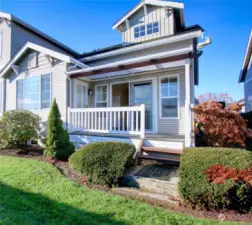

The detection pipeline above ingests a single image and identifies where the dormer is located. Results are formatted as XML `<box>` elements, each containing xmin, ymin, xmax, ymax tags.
<box><xmin>113</xmin><ymin>0</ymin><xmax>185</xmax><ymax>43</ymax></box>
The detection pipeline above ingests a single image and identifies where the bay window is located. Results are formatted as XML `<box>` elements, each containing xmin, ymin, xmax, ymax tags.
<box><xmin>95</xmin><ymin>84</ymin><xmax>108</xmax><ymax>107</ymax></box>
<box><xmin>160</xmin><ymin>76</ymin><xmax>179</xmax><ymax>118</ymax></box>
<box><xmin>16</xmin><ymin>73</ymin><xmax>51</xmax><ymax>110</ymax></box>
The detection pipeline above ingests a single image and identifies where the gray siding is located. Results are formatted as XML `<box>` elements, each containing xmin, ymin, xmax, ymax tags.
<box><xmin>11</xmin><ymin>22</ymin><xmax>73</xmax><ymax>58</ymax></box>
<box><xmin>5</xmin><ymin>51</ymin><xmax>68</xmax><ymax>122</ymax></box>
<box><xmin>86</xmin><ymin>40</ymin><xmax>193</xmax><ymax>67</ymax></box>
<box><xmin>79</xmin><ymin>67</ymin><xmax>186</xmax><ymax>135</ymax></box>
<box><xmin>244</xmin><ymin>56</ymin><xmax>252</xmax><ymax>112</ymax></box>
<box><xmin>0</xmin><ymin>20</ymin><xmax>11</xmax><ymax>69</ymax></box>
<box><xmin>120</xmin><ymin>5</ymin><xmax>174</xmax><ymax>43</ymax></box>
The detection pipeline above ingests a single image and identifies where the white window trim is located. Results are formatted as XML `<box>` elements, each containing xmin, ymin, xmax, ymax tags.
<box><xmin>28</xmin><ymin>52</ymin><xmax>38</xmax><ymax>69</ymax></box>
<box><xmin>74</xmin><ymin>79</ymin><xmax>88</xmax><ymax>108</ymax></box>
<box><xmin>159</xmin><ymin>74</ymin><xmax>180</xmax><ymax>120</ymax></box>
<box><xmin>16</xmin><ymin>73</ymin><xmax>52</xmax><ymax>111</ymax></box>
<box><xmin>134</xmin><ymin>20</ymin><xmax>160</xmax><ymax>40</ymax></box>
<box><xmin>95</xmin><ymin>84</ymin><xmax>108</xmax><ymax>108</ymax></box>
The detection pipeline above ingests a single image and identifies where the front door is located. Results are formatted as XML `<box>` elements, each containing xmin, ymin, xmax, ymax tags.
<box><xmin>132</xmin><ymin>82</ymin><xmax>153</xmax><ymax>131</ymax></box>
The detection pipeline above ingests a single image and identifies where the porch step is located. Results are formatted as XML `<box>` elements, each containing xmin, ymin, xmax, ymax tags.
<box><xmin>138</xmin><ymin>155</ymin><xmax>180</xmax><ymax>165</ymax></box>
<box><xmin>141</xmin><ymin>146</ymin><xmax>183</xmax><ymax>155</ymax></box>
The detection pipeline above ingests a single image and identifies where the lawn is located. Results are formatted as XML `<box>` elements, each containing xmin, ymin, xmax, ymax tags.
<box><xmin>0</xmin><ymin>156</ymin><xmax>246</xmax><ymax>225</ymax></box>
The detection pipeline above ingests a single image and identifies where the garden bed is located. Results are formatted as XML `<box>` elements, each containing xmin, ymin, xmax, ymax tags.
<box><xmin>0</xmin><ymin>148</ymin><xmax>252</xmax><ymax>224</ymax></box>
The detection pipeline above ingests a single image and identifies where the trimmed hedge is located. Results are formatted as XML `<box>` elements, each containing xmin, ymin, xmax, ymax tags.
<box><xmin>179</xmin><ymin>147</ymin><xmax>252</xmax><ymax>212</ymax></box>
<box><xmin>69</xmin><ymin>142</ymin><xmax>136</xmax><ymax>186</ymax></box>
<box><xmin>241</xmin><ymin>111</ymin><xmax>252</xmax><ymax>151</ymax></box>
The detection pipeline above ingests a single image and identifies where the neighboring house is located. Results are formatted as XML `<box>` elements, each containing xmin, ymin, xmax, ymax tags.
<box><xmin>0</xmin><ymin>0</ymin><xmax>210</xmax><ymax>160</ymax></box>
<box><xmin>239</xmin><ymin>29</ymin><xmax>252</xmax><ymax>112</ymax></box>
<box><xmin>237</xmin><ymin>99</ymin><xmax>245</xmax><ymax>113</ymax></box>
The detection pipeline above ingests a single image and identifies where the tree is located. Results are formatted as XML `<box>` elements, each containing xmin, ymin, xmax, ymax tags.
<box><xmin>198</xmin><ymin>93</ymin><xmax>234</xmax><ymax>105</ymax></box>
<box><xmin>0</xmin><ymin>110</ymin><xmax>41</xmax><ymax>152</ymax></box>
<box><xmin>194</xmin><ymin>101</ymin><xmax>252</xmax><ymax>148</ymax></box>
<box><xmin>44</xmin><ymin>99</ymin><xmax>75</xmax><ymax>160</ymax></box>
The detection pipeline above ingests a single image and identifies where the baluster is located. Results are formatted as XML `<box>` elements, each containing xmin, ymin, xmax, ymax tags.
<box><xmin>126</xmin><ymin>111</ymin><xmax>129</xmax><ymax>131</ymax></box>
<box><xmin>114</xmin><ymin>111</ymin><xmax>116</xmax><ymax>130</ymax></box>
<box><xmin>118</xmin><ymin>111</ymin><xmax>121</xmax><ymax>131</ymax></box>
<box><xmin>110</xmin><ymin>111</ymin><xmax>112</xmax><ymax>130</ymax></box>
<box><xmin>122</xmin><ymin>111</ymin><xmax>125</xmax><ymax>131</ymax></box>
<box><xmin>102</xmin><ymin>111</ymin><xmax>105</xmax><ymax>130</ymax></box>
<box><xmin>136</xmin><ymin>111</ymin><xmax>139</xmax><ymax>132</ymax></box>
<box><xmin>131</xmin><ymin>111</ymin><xmax>134</xmax><ymax>131</ymax></box>
<box><xmin>106</xmin><ymin>112</ymin><xmax>108</xmax><ymax>131</ymax></box>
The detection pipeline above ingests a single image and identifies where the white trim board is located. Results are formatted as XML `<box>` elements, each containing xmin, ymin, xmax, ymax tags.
<box><xmin>69</xmin><ymin>46</ymin><xmax>193</xmax><ymax>76</ymax></box>
<box><xmin>112</xmin><ymin>0</ymin><xmax>184</xmax><ymax>30</ymax></box>
<box><xmin>79</xmin><ymin>30</ymin><xmax>201</xmax><ymax>62</ymax></box>
<box><xmin>0</xmin><ymin>42</ymin><xmax>88</xmax><ymax>78</ymax></box>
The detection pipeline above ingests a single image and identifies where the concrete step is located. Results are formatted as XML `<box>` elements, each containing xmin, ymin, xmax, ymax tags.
<box><xmin>143</xmin><ymin>139</ymin><xmax>184</xmax><ymax>149</ymax></box>
<box><xmin>120</xmin><ymin>174</ymin><xmax>179</xmax><ymax>197</ymax></box>
<box><xmin>139</xmin><ymin>155</ymin><xmax>180</xmax><ymax>165</ymax></box>
<box><xmin>141</xmin><ymin>146</ymin><xmax>183</xmax><ymax>155</ymax></box>
<box><xmin>112</xmin><ymin>187</ymin><xmax>180</xmax><ymax>206</ymax></box>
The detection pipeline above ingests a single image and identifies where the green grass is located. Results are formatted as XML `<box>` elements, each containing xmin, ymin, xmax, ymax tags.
<box><xmin>0</xmin><ymin>156</ymin><xmax>246</xmax><ymax>225</ymax></box>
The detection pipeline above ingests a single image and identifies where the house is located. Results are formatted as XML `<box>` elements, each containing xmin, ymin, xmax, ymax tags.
<box><xmin>239</xmin><ymin>29</ymin><xmax>252</xmax><ymax>112</ymax></box>
<box><xmin>0</xmin><ymin>0</ymin><xmax>210</xmax><ymax>162</ymax></box>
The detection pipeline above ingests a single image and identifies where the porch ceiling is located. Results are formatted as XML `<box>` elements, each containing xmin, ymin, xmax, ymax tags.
<box><xmin>70</xmin><ymin>52</ymin><xmax>193</xmax><ymax>81</ymax></box>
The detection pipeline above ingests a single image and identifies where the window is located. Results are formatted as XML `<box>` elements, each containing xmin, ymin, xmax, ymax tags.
<box><xmin>28</xmin><ymin>52</ymin><xmax>38</xmax><ymax>69</ymax></box>
<box><xmin>134</xmin><ymin>25</ymin><xmax>145</xmax><ymax>38</ymax></box>
<box><xmin>67</xmin><ymin>79</ymin><xmax>71</xmax><ymax>107</ymax></box>
<box><xmin>41</xmin><ymin>74</ymin><xmax>51</xmax><ymax>109</ymax></box>
<box><xmin>134</xmin><ymin>21</ymin><xmax>159</xmax><ymax>39</ymax></box>
<box><xmin>75</xmin><ymin>84</ymin><xmax>87</xmax><ymax>108</ymax></box>
<box><xmin>147</xmin><ymin>22</ymin><xmax>159</xmax><ymax>35</ymax></box>
<box><xmin>160</xmin><ymin>76</ymin><xmax>179</xmax><ymax>118</ymax></box>
<box><xmin>95</xmin><ymin>85</ymin><xmax>107</xmax><ymax>107</ymax></box>
<box><xmin>17</xmin><ymin>74</ymin><xmax>51</xmax><ymax>110</ymax></box>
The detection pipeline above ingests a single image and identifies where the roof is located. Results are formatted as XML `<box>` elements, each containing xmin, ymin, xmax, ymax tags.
<box><xmin>112</xmin><ymin>0</ymin><xmax>184</xmax><ymax>30</ymax></box>
<box><xmin>239</xmin><ymin>29</ymin><xmax>252</xmax><ymax>83</ymax></box>
<box><xmin>0</xmin><ymin>42</ymin><xmax>88</xmax><ymax>78</ymax></box>
<box><xmin>0</xmin><ymin>12</ymin><xmax>79</xmax><ymax>56</ymax></box>
<box><xmin>79</xmin><ymin>24</ymin><xmax>204</xmax><ymax>60</ymax></box>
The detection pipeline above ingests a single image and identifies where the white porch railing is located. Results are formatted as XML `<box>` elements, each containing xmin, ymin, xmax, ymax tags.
<box><xmin>68</xmin><ymin>104</ymin><xmax>145</xmax><ymax>138</ymax></box>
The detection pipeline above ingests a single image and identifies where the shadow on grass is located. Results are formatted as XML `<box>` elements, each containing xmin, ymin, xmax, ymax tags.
<box><xmin>0</xmin><ymin>182</ymin><xmax>128</xmax><ymax>225</ymax></box>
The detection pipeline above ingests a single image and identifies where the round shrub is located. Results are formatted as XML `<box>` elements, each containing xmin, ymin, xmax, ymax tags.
<box><xmin>179</xmin><ymin>147</ymin><xmax>252</xmax><ymax>212</ymax></box>
<box><xmin>69</xmin><ymin>142</ymin><xmax>136</xmax><ymax>186</ymax></box>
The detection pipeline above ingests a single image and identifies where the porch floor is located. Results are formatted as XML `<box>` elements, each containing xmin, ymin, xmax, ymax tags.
<box><xmin>69</xmin><ymin>131</ymin><xmax>185</xmax><ymax>142</ymax></box>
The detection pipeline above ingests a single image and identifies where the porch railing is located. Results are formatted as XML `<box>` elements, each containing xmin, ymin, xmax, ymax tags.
<box><xmin>68</xmin><ymin>104</ymin><xmax>145</xmax><ymax>138</ymax></box>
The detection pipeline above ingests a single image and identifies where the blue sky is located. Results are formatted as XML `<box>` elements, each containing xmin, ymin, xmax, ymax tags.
<box><xmin>0</xmin><ymin>0</ymin><xmax>251</xmax><ymax>101</ymax></box>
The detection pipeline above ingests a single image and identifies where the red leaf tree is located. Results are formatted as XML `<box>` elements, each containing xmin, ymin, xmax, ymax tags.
<box><xmin>194</xmin><ymin>101</ymin><xmax>252</xmax><ymax>148</ymax></box>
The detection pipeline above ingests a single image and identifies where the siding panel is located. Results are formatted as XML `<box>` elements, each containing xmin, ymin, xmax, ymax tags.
<box><xmin>5</xmin><ymin>51</ymin><xmax>67</xmax><ymax>123</ymax></box>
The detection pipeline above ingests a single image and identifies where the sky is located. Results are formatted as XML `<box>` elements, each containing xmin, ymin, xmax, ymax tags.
<box><xmin>0</xmin><ymin>0</ymin><xmax>251</xmax><ymax>101</ymax></box>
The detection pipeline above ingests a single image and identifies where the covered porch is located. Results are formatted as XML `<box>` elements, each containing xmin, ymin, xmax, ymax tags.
<box><xmin>66</xmin><ymin>50</ymin><xmax>194</xmax><ymax>147</ymax></box>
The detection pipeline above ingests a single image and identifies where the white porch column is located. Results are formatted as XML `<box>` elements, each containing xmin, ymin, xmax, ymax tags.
<box><xmin>184</xmin><ymin>59</ymin><xmax>192</xmax><ymax>147</ymax></box>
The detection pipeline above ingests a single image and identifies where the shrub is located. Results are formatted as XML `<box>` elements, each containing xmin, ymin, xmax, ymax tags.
<box><xmin>241</xmin><ymin>111</ymin><xmax>252</xmax><ymax>151</ymax></box>
<box><xmin>44</xmin><ymin>99</ymin><xmax>75</xmax><ymax>161</ymax></box>
<box><xmin>179</xmin><ymin>147</ymin><xmax>252</xmax><ymax>212</ymax></box>
<box><xmin>0</xmin><ymin>110</ymin><xmax>41</xmax><ymax>151</ymax></box>
<box><xmin>69</xmin><ymin>142</ymin><xmax>136</xmax><ymax>186</ymax></box>
<box><xmin>194</xmin><ymin>101</ymin><xmax>252</xmax><ymax>148</ymax></box>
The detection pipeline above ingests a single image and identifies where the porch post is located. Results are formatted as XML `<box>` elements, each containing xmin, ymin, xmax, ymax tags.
<box><xmin>140</xmin><ymin>104</ymin><xmax>145</xmax><ymax>139</ymax></box>
<box><xmin>184</xmin><ymin>59</ymin><xmax>192</xmax><ymax>147</ymax></box>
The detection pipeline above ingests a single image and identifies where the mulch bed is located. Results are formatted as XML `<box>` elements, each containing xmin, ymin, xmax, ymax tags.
<box><xmin>0</xmin><ymin>147</ymin><xmax>252</xmax><ymax>223</ymax></box>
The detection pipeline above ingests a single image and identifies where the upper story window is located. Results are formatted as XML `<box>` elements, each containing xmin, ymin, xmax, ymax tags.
<box><xmin>17</xmin><ymin>73</ymin><xmax>51</xmax><ymax>110</ymax></box>
<box><xmin>96</xmin><ymin>84</ymin><xmax>108</xmax><ymax>107</ymax></box>
<box><xmin>28</xmin><ymin>52</ymin><xmax>38</xmax><ymax>69</ymax></box>
<box><xmin>160</xmin><ymin>76</ymin><xmax>179</xmax><ymax>118</ymax></box>
<box><xmin>134</xmin><ymin>25</ymin><xmax>146</xmax><ymax>38</ymax></box>
<box><xmin>134</xmin><ymin>22</ymin><xmax>159</xmax><ymax>39</ymax></box>
<box><xmin>147</xmin><ymin>22</ymin><xmax>159</xmax><ymax>35</ymax></box>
